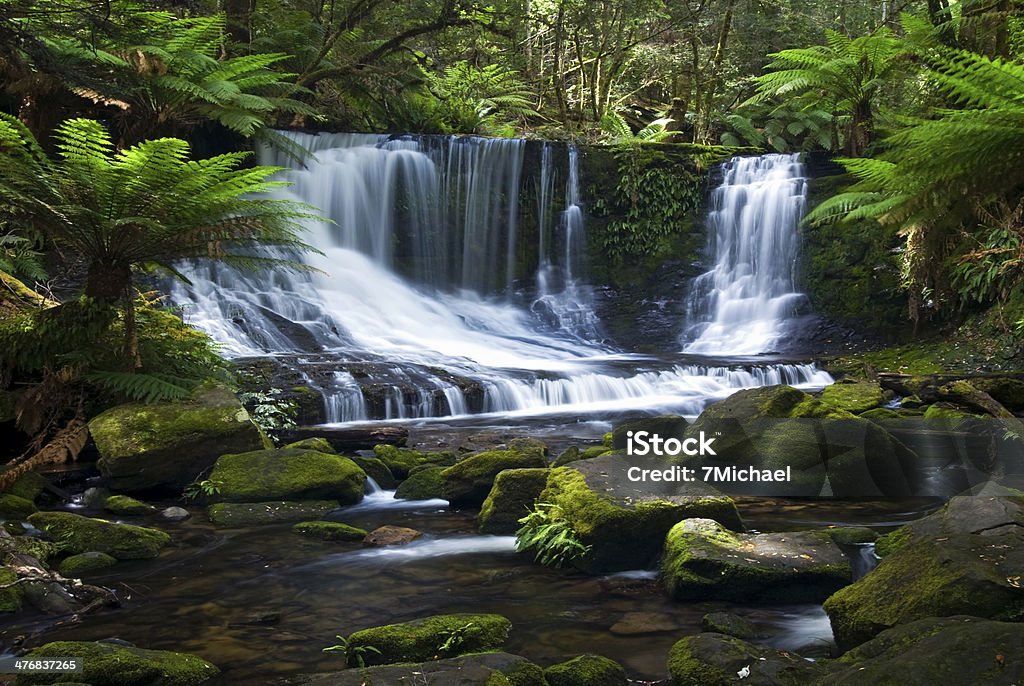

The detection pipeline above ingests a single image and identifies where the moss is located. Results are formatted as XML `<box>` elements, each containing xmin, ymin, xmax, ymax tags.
<box><xmin>874</xmin><ymin>526</ymin><xmax>911</xmax><ymax>557</ymax></box>
<box><xmin>827</xmin><ymin>527</ymin><xmax>879</xmax><ymax>546</ymax></box>
<box><xmin>394</xmin><ymin>466</ymin><xmax>445</xmax><ymax>500</ymax></box>
<box><xmin>478</xmin><ymin>468</ymin><xmax>549</xmax><ymax>535</ymax></box>
<box><xmin>0</xmin><ymin>493</ymin><xmax>38</xmax><ymax>520</ymax></box>
<box><xmin>923</xmin><ymin>403</ymin><xmax>975</xmax><ymax>421</ymax></box>
<box><xmin>0</xmin><ymin>567</ymin><xmax>23</xmax><ymax>613</ymax></box>
<box><xmin>19</xmin><ymin>641</ymin><xmax>219</xmax><ymax>686</ymax></box>
<box><xmin>579</xmin><ymin>446</ymin><xmax>611</xmax><ymax>460</ymax></box>
<box><xmin>442</xmin><ymin>450</ymin><xmax>547</xmax><ymax>507</ymax></box>
<box><xmin>207</xmin><ymin>500</ymin><xmax>337</xmax><ymax>527</ymax></box>
<box><xmin>58</xmin><ymin>551</ymin><xmax>118</xmax><ymax>577</ymax></box>
<box><xmin>209</xmin><ymin>448</ymin><xmax>365</xmax><ymax>505</ymax></box>
<box><xmin>820</xmin><ymin>381</ymin><xmax>885</xmax><ymax>414</ymax></box>
<box><xmin>5</xmin><ymin>472</ymin><xmax>47</xmax><ymax>501</ymax></box>
<box><xmin>291</xmin><ymin>520</ymin><xmax>366</xmax><ymax>541</ymax></box>
<box><xmin>701</xmin><ymin>612</ymin><xmax>760</xmax><ymax>639</ymax></box>
<box><xmin>283</xmin><ymin>437</ymin><xmax>336</xmax><ymax>454</ymax></box>
<box><xmin>551</xmin><ymin>446</ymin><xmax>581</xmax><ymax>467</ymax></box>
<box><xmin>544</xmin><ymin>654</ymin><xmax>627</xmax><ymax>686</ymax></box>
<box><xmin>104</xmin><ymin>495</ymin><xmax>157</xmax><ymax>516</ymax></box>
<box><xmin>373</xmin><ymin>445</ymin><xmax>456</xmax><ymax>479</ymax></box>
<box><xmin>345</xmin><ymin>613</ymin><xmax>512</xmax><ymax>667</ymax></box>
<box><xmin>501</xmin><ymin>658</ymin><xmax>547</xmax><ymax>686</ymax></box>
<box><xmin>9</xmin><ymin>535</ymin><xmax>61</xmax><ymax>564</ymax></box>
<box><xmin>858</xmin><ymin>407</ymin><xmax>899</xmax><ymax>420</ymax></box>
<box><xmin>351</xmin><ymin>456</ymin><xmax>397</xmax><ymax>489</ymax></box>
<box><xmin>28</xmin><ymin>511</ymin><xmax>169</xmax><ymax>560</ymax></box>
<box><xmin>667</xmin><ymin>637</ymin><xmax>733</xmax><ymax>686</ymax></box>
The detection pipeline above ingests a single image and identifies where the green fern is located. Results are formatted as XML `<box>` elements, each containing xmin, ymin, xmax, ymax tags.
<box><xmin>515</xmin><ymin>503</ymin><xmax>591</xmax><ymax>568</ymax></box>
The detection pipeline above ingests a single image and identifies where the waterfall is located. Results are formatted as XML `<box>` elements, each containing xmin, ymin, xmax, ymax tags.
<box><xmin>683</xmin><ymin>154</ymin><xmax>808</xmax><ymax>355</ymax></box>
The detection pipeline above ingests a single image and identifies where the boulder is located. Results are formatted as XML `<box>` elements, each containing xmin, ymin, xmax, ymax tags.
<box><xmin>92</xmin><ymin>383</ymin><xmax>266</xmax><ymax>492</ymax></box>
<box><xmin>104</xmin><ymin>495</ymin><xmax>157</xmax><ymax>516</ymax></box>
<box><xmin>4</xmin><ymin>472</ymin><xmax>47</xmax><ymax>501</ymax></box>
<box><xmin>351</xmin><ymin>456</ymin><xmax>397</xmax><ymax>489</ymax></box>
<box><xmin>58</xmin><ymin>551</ymin><xmax>118</xmax><ymax>577</ymax></box>
<box><xmin>209</xmin><ymin>448</ymin><xmax>365</xmax><ymax>505</ymax></box>
<box><xmin>663</xmin><ymin>518</ymin><xmax>851</xmax><ymax>603</ymax></box>
<box><xmin>208</xmin><ymin>500</ymin><xmax>337</xmax><ymax>527</ymax></box>
<box><xmin>823</xmin><ymin>496</ymin><xmax>1024</xmax><ymax>650</ymax></box>
<box><xmin>28</xmin><ymin>512</ymin><xmax>169</xmax><ymax>559</ymax></box>
<box><xmin>363</xmin><ymin>525</ymin><xmax>422</xmax><ymax>546</ymax></box>
<box><xmin>0</xmin><ymin>567</ymin><xmax>22</xmax><ymax>612</ymax></box>
<box><xmin>161</xmin><ymin>507</ymin><xmax>191</xmax><ymax>522</ymax></box>
<box><xmin>292</xmin><ymin>521</ymin><xmax>366</xmax><ymax>542</ymax></box>
<box><xmin>524</xmin><ymin>455</ymin><xmax>742</xmax><ymax>573</ymax></box>
<box><xmin>286</xmin><ymin>652</ymin><xmax>543</xmax><ymax>685</ymax></box>
<box><xmin>283</xmin><ymin>437</ymin><xmax>336</xmax><ymax>453</ymax></box>
<box><xmin>373</xmin><ymin>445</ymin><xmax>456</xmax><ymax>479</ymax></box>
<box><xmin>971</xmin><ymin>376</ymin><xmax>1024</xmax><ymax>411</ymax></box>
<box><xmin>394</xmin><ymin>466</ymin><xmax>445</xmax><ymax>500</ymax></box>
<box><xmin>478</xmin><ymin>468</ymin><xmax>549</xmax><ymax>534</ymax></box>
<box><xmin>0</xmin><ymin>493</ymin><xmax>37</xmax><ymax>520</ymax></box>
<box><xmin>441</xmin><ymin>450</ymin><xmax>548</xmax><ymax>508</ymax></box>
<box><xmin>18</xmin><ymin>641</ymin><xmax>218</xmax><ymax>686</ymax></box>
<box><xmin>668</xmin><ymin>632</ymin><xmax>831</xmax><ymax>686</ymax></box>
<box><xmin>701</xmin><ymin>612</ymin><xmax>762</xmax><ymax>639</ymax></box>
<box><xmin>344</xmin><ymin>613</ymin><xmax>511</xmax><ymax>666</ymax></box>
<box><xmin>820</xmin><ymin>380</ymin><xmax>885</xmax><ymax>414</ymax></box>
<box><xmin>544</xmin><ymin>654</ymin><xmax>627</xmax><ymax>686</ymax></box>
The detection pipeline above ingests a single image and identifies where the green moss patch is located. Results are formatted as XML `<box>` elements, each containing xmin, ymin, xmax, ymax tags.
<box><xmin>344</xmin><ymin>613</ymin><xmax>512</xmax><ymax>667</ymax></box>
<box><xmin>442</xmin><ymin>450</ymin><xmax>547</xmax><ymax>507</ymax></box>
<box><xmin>544</xmin><ymin>654</ymin><xmax>627</xmax><ymax>686</ymax></box>
<box><xmin>821</xmin><ymin>381</ymin><xmax>885</xmax><ymax>414</ymax></box>
<box><xmin>394</xmin><ymin>466</ymin><xmax>445</xmax><ymax>500</ymax></box>
<box><xmin>58</xmin><ymin>551</ymin><xmax>118</xmax><ymax>577</ymax></box>
<box><xmin>104</xmin><ymin>495</ymin><xmax>157</xmax><ymax>516</ymax></box>
<box><xmin>291</xmin><ymin>520</ymin><xmax>366</xmax><ymax>541</ymax></box>
<box><xmin>478</xmin><ymin>468</ymin><xmax>549</xmax><ymax>535</ymax></box>
<box><xmin>209</xmin><ymin>448</ymin><xmax>365</xmax><ymax>505</ymax></box>
<box><xmin>28</xmin><ymin>511</ymin><xmax>169</xmax><ymax>560</ymax></box>
<box><xmin>19</xmin><ymin>640</ymin><xmax>219</xmax><ymax>686</ymax></box>
<box><xmin>0</xmin><ymin>493</ymin><xmax>38</xmax><ymax>520</ymax></box>
<box><xmin>373</xmin><ymin>445</ymin><xmax>456</xmax><ymax>479</ymax></box>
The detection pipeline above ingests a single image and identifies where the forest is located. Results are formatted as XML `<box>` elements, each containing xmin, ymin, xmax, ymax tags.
<box><xmin>0</xmin><ymin>0</ymin><xmax>1023</xmax><ymax>685</ymax></box>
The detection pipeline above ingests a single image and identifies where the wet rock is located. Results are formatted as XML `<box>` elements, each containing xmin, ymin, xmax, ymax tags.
<box><xmin>441</xmin><ymin>449</ymin><xmax>548</xmax><ymax>508</ymax></box>
<box><xmin>609</xmin><ymin>611</ymin><xmax>678</xmax><ymax>635</ymax></box>
<box><xmin>701</xmin><ymin>612</ymin><xmax>762</xmax><ymax>639</ymax></box>
<box><xmin>826</xmin><ymin>526</ymin><xmax>879</xmax><ymax>546</ymax></box>
<box><xmin>971</xmin><ymin>376</ymin><xmax>1024</xmax><ymax>412</ymax></box>
<box><xmin>343</xmin><ymin>613</ymin><xmax>511</xmax><ymax>666</ymax></box>
<box><xmin>820</xmin><ymin>380</ymin><xmax>885</xmax><ymax>414</ymax></box>
<box><xmin>282</xmin><ymin>437</ymin><xmax>336</xmax><ymax>453</ymax></box>
<box><xmin>92</xmin><ymin>382</ymin><xmax>266</xmax><ymax>492</ymax></box>
<box><xmin>18</xmin><ymin>640</ymin><xmax>219</xmax><ymax>685</ymax></box>
<box><xmin>545</xmin><ymin>654</ymin><xmax>627</xmax><ymax>686</ymax></box>
<box><xmin>363</xmin><ymin>526</ymin><xmax>422</xmax><ymax>547</ymax></box>
<box><xmin>104</xmin><ymin>495</ymin><xmax>157</xmax><ymax>516</ymax></box>
<box><xmin>58</xmin><ymin>551</ymin><xmax>118</xmax><ymax>577</ymax></box>
<box><xmin>0</xmin><ymin>493</ymin><xmax>37</xmax><ymax>520</ymax></box>
<box><xmin>285</xmin><ymin>652</ymin><xmax>543</xmax><ymax>685</ymax></box>
<box><xmin>209</xmin><ymin>448</ymin><xmax>365</xmax><ymax>505</ymax></box>
<box><xmin>350</xmin><ymin>456</ymin><xmax>397</xmax><ymax>489</ymax></box>
<box><xmin>668</xmin><ymin>632</ymin><xmax>832</xmax><ymax>686</ymax></box>
<box><xmin>292</xmin><ymin>521</ymin><xmax>366</xmax><ymax>542</ymax></box>
<box><xmin>28</xmin><ymin>511</ymin><xmax>169</xmax><ymax>559</ymax></box>
<box><xmin>373</xmin><ymin>444</ymin><xmax>456</xmax><ymax>479</ymax></box>
<box><xmin>663</xmin><ymin>519</ymin><xmax>850</xmax><ymax>603</ymax></box>
<box><xmin>478</xmin><ymin>468</ymin><xmax>549</xmax><ymax>534</ymax></box>
<box><xmin>393</xmin><ymin>466</ymin><xmax>445</xmax><ymax>500</ymax></box>
<box><xmin>0</xmin><ymin>567</ymin><xmax>22</xmax><ymax>612</ymax></box>
<box><xmin>160</xmin><ymin>506</ymin><xmax>191</xmax><ymax>522</ymax></box>
<box><xmin>552</xmin><ymin>446</ymin><xmax>580</xmax><ymax>467</ymax></box>
<box><xmin>4</xmin><ymin>472</ymin><xmax>47</xmax><ymax>501</ymax></box>
<box><xmin>208</xmin><ymin>500</ymin><xmax>337</xmax><ymax>527</ymax></box>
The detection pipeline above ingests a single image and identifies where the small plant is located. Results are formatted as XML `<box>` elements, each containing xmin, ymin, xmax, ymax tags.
<box><xmin>239</xmin><ymin>388</ymin><xmax>299</xmax><ymax>437</ymax></box>
<box><xmin>322</xmin><ymin>635</ymin><xmax>381</xmax><ymax>668</ymax></box>
<box><xmin>183</xmin><ymin>479</ymin><xmax>223</xmax><ymax>501</ymax></box>
<box><xmin>434</xmin><ymin>621</ymin><xmax>475</xmax><ymax>659</ymax></box>
<box><xmin>515</xmin><ymin>503</ymin><xmax>591</xmax><ymax>568</ymax></box>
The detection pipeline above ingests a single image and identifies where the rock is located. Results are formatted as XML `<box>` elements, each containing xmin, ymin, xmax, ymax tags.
<box><xmin>292</xmin><ymin>521</ymin><xmax>366</xmax><ymax>541</ymax></box>
<box><xmin>363</xmin><ymin>525</ymin><xmax>422</xmax><ymax>546</ymax></box>
<box><xmin>611</xmin><ymin>415</ymin><xmax>689</xmax><ymax>451</ymax></box>
<box><xmin>858</xmin><ymin>407</ymin><xmax>899</xmax><ymax>420</ymax></box>
<box><xmin>281</xmin><ymin>425</ymin><xmax>409</xmax><ymax>453</ymax></box>
<box><xmin>609</xmin><ymin>611</ymin><xmax>678</xmax><ymax>635</ymax></box>
<box><xmin>207</xmin><ymin>500</ymin><xmax>337</xmax><ymax>527</ymax></box>
<box><xmin>526</xmin><ymin>455</ymin><xmax>742</xmax><ymax>573</ymax></box>
<box><xmin>938</xmin><ymin>380</ymin><xmax>1015</xmax><ymax>418</ymax></box>
<box><xmin>28</xmin><ymin>512</ymin><xmax>169</xmax><ymax>559</ymax></box>
<box><xmin>441</xmin><ymin>449</ymin><xmax>548</xmax><ymax>507</ymax></box>
<box><xmin>506</xmin><ymin>437</ymin><xmax>548</xmax><ymax>457</ymax></box>
<box><xmin>350</xmin><ymin>456</ymin><xmax>397</xmax><ymax>489</ymax></box>
<box><xmin>18</xmin><ymin>640</ymin><xmax>219</xmax><ymax>686</ymax></box>
<box><xmin>344</xmin><ymin>613</ymin><xmax>511</xmax><ymax>666</ymax></box>
<box><xmin>4</xmin><ymin>472</ymin><xmax>47</xmax><ymax>501</ymax></box>
<box><xmin>826</xmin><ymin>526</ymin><xmax>878</xmax><ymax>546</ymax></box>
<box><xmin>0</xmin><ymin>567</ymin><xmax>22</xmax><ymax>613</ymax></box>
<box><xmin>287</xmin><ymin>652</ymin><xmax>543</xmax><ymax>685</ymax></box>
<box><xmin>393</xmin><ymin>466</ymin><xmax>445</xmax><ymax>500</ymax></box>
<box><xmin>209</xmin><ymin>448</ymin><xmax>365</xmax><ymax>505</ymax></box>
<box><xmin>283</xmin><ymin>437</ymin><xmax>336</xmax><ymax>453</ymax></box>
<box><xmin>668</xmin><ymin>632</ymin><xmax>831</xmax><ymax>686</ymax></box>
<box><xmin>544</xmin><ymin>654</ymin><xmax>627</xmax><ymax>686</ymax></box>
<box><xmin>58</xmin><ymin>551</ymin><xmax>118</xmax><ymax>577</ymax></box>
<box><xmin>160</xmin><ymin>507</ymin><xmax>191</xmax><ymax>522</ymax></box>
<box><xmin>372</xmin><ymin>444</ymin><xmax>456</xmax><ymax>479</ymax></box>
<box><xmin>0</xmin><ymin>493</ymin><xmax>37</xmax><ymax>520</ymax></box>
<box><xmin>663</xmin><ymin>519</ymin><xmax>850</xmax><ymax>603</ymax></box>
<box><xmin>82</xmin><ymin>487</ymin><xmax>113</xmax><ymax>508</ymax></box>
<box><xmin>92</xmin><ymin>383</ymin><xmax>266</xmax><ymax>492</ymax></box>
<box><xmin>104</xmin><ymin>495</ymin><xmax>157</xmax><ymax>516</ymax></box>
<box><xmin>478</xmin><ymin>468</ymin><xmax>549</xmax><ymax>534</ymax></box>
<box><xmin>821</xmin><ymin>380</ymin><xmax>885</xmax><ymax>414</ymax></box>
<box><xmin>823</xmin><ymin>496</ymin><xmax>1024</xmax><ymax>650</ymax></box>
<box><xmin>971</xmin><ymin>376</ymin><xmax>1024</xmax><ymax>411</ymax></box>
<box><xmin>701</xmin><ymin>612</ymin><xmax>761</xmax><ymax>639</ymax></box>
<box><xmin>551</xmin><ymin>446</ymin><xmax>581</xmax><ymax>467</ymax></box>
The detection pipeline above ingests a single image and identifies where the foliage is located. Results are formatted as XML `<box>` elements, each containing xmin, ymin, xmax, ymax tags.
<box><xmin>515</xmin><ymin>502</ymin><xmax>590</xmax><ymax>568</ymax></box>
<box><xmin>183</xmin><ymin>478</ymin><xmax>223</xmax><ymax>502</ymax></box>
<box><xmin>238</xmin><ymin>388</ymin><xmax>298</xmax><ymax>436</ymax></box>
<box><xmin>600</xmin><ymin>111</ymin><xmax>675</xmax><ymax>145</ymax></box>
<box><xmin>322</xmin><ymin>635</ymin><xmax>380</xmax><ymax>668</ymax></box>
<box><xmin>719</xmin><ymin>102</ymin><xmax>835</xmax><ymax>152</ymax></box>
<box><xmin>425</xmin><ymin>61</ymin><xmax>538</xmax><ymax>135</ymax></box>
<box><xmin>435</xmin><ymin>622</ymin><xmax>475</xmax><ymax>658</ymax></box>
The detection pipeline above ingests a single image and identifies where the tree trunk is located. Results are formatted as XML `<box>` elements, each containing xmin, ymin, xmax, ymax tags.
<box><xmin>224</xmin><ymin>0</ymin><xmax>255</xmax><ymax>48</ymax></box>
<box><xmin>84</xmin><ymin>262</ymin><xmax>132</xmax><ymax>301</ymax></box>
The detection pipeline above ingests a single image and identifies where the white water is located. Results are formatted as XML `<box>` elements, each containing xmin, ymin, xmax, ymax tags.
<box><xmin>337</xmin><ymin>536</ymin><xmax>518</xmax><ymax>563</ymax></box>
<box><xmin>173</xmin><ymin>136</ymin><xmax>830</xmax><ymax>423</ymax></box>
<box><xmin>684</xmin><ymin>154</ymin><xmax>808</xmax><ymax>355</ymax></box>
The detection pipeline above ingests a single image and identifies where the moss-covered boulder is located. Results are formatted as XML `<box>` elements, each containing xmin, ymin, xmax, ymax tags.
<box><xmin>663</xmin><ymin>519</ymin><xmax>851</xmax><ymax>603</ymax></box>
<box><xmin>291</xmin><ymin>520</ymin><xmax>366</xmax><ymax>541</ymax></box>
<box><xmin>208</xmin><ymin>500</ymin><xmax>337</xmax><ymax>527</ymax></box>
<box><xmin>545</xmin><ymin>654</ymin><xmax>627</xmax><ymax>686</ymax></box>
<box><xmin>104</xmin><ymin>495</ymin><xmax>157</xmax><ymax>516</ymax></box>
<box><xmin>442</xmin><ymin>450</ymin><xmax>548</xmax><ymax>507</ymax></box>
<box><xmin>92</xmin><ymin>383</ymin><xmax>266</xmax><ymax>492</ymax></box>
<box><xmin>351</xmin><ymin>456</ymin><xmax>397</xmax><ymax>489</ymax></box>
<box><xmin>344</xmin><ymin>613</ymin><xmax>512</xmax><ymax>666</ymax></box>
<box><xmin>478</xmin><ymin>468</ymin><xmax>549</xmax><ymax>534</ymax></box>
<box><xmin>373</xmin><ymin>445</ymin><xmax>456</xmax><ymax>479</ymax></box>
<box><xmin>668</xmin><ymin>632</ymin><xmax>832</xmax><ymax>686</ymax></box>
<box><xmin>0</xmin><ymin>493</ymin><xmax>37</xmax><ymax>520</ymax></box>
<box><xmin>283</xmin><ymin>437</ymin><xmax>336</xmax><ymax>453</ymax></box>
<box><xmin>18</xmin><ymin>641</ymin><xmax>218</xmax><ymax>685</ymax></box>
<box><xmin>394</xmin><ymin>466</ymin><xmax>445</xmax><ymax>500</ymax></box>
<box><xmin>58</xmin><ymin>551</ymin><xmax>118</xmax><ymax>577</ymax></box>
<box><xmin>701</xmin><ymin>612</ymin><xmax>761</xmax><ymax>639</ymax></box>
<box><xmin>28</xmin><ymin>512</ymin><xmax>169</xmax><ymax>559</ymax></box>
<box><xmin>0</xmin><ymin>567</ymin><xmax>23</xmax><ymax>612</ymax></box>
<box><xmin>209</xmin><ymin>448</ymin><xmax>365</xmax><ymax>505</ymax></box>
<box><xmin>824</xmin><ymin>495</ymin><xmax>1024</xmax><ymax>650</ymax></box>
<box><xmin>972</xmin><ymin>376</ymin><xmax>1024</xmax><ymax>412</ymax></box>
<box><xmin>290</xmin><ymin>652</ymin><xmax>544</xmax><ymax>685</ymax></box>
<box><xmin>528</xmin><ymin>455</ymin><xmax>742</xmax><ymax>573</ymax></box>
<box><xmin>5</xmin><ymin>472</ymin><xmax>47</xmax><ymax>501</ymax></box>
<box><xmin>821</xmin><ymin>380</ymin><xmax>885</xmax><ymax>414</ymax></box>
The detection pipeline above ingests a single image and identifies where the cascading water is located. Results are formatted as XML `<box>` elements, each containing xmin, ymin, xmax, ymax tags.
<box><xmin>683</xmin><ymin>154</ymin><xmax>808</xmax><ymax>355</ymax></box>
<box><xmin>173</xmin><ymin>137</ymin><xmax>830</xmax><ymax>424</ymax></box>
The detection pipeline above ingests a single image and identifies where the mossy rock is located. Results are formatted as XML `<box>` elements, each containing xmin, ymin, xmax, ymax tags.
<box><xmin>291</xmin><ymin>520</ymin><xmax>366</xmax><ymax>541</ymax></box>
<box><xmin>821</xmin><ymin>381</ymin><xmax>885</xmax><ymax>414</ymax></box>
<box><xmin>971</xmin><ymin>376</ymin><xmax>1024</xmax><ymax>412</ymax></box>
<box><xmin>28</xmin><ymin>512</ymin><xmax>169</xmax><ymax>560</ymax></box>
<box><xmin>668</xmin><ymin>632</ymin><xmax>832</xmax><ymax>686</ymax></box>
<box><xmin>533</xmin><ymin>455</ymin><xmax>743</xmax><ymax>574</ymax></box>
<box><xmin>858</xmin><ymin>408</ymin><xmax>899</xmax><ymax>420</ymax></box>
<box><xmin>551</xmin><ymin>446</ymin><xmax>580</xmax><ymax>467</ymax></box>
<box><xmin>283</xmin><ymin>437</ymin><xmax>336</xmax><ymax>454</ymax></box>
<box><xmin>701</xmin><ymin>612</ymin><xmax>761</xmax><ymax>640</ymax></box>
<box><xmin>344</xmin><ymin>613</ymin><xmax>512</xmax><ymax>667</ymax></box>
<box><xmin>442</xmin><ymin>450</ymin><xmax>547</xmax><ymax>507</ymax></box>
<box><xmin>5</xmin><ymin>472</ymin><xmax>47</xmax><ymax>501</ymax></box>
<box><xmin>92</xmin><ymin>383</ymin><xmax>265</xmax><ymax>492</ymax></box>
<box><xmin>18</xmin><ymin>641</ymin><xmax>219</xmax><ymax>685</ymax></box>
<box><xmin>290</xmin><ymin>652</ymin><xmax>544</xmax><ymax>685</ymax></box>
<box><xmin>350</xmin><ymin>456</ymin><xmax>397</xmax><ymax>490</ymax></box>
<box><xmin>208</xmin><ymin>448</ymin><xmax>365</xmax><ymax>505</ymax></box>
<box><xmin>478</xmin><ymin>468</ymin><xmax>549</xmax><ymax>535</ymax></box>
<box><xmin>58</xmin><ymin>551</ymin><xmax>118</xmax><ymax>577</ymax></box>
<box><xmin>8</xmin><ymin>535</ymin><xmax>61</xmax><ymax>564</ymax></box>
<box><xmin>207</xmin><ymin>500</ymin><xmax>338</xmax><ymax>527</ymax></box>
<box><xmin>663</xmin><ymin>518</ymin><xmax>851</xmax><ymax>603</ymax></box>
<box><xmin>544</xmin><ymin>654</ymin><xmax>627</xmax><ymax>686</ymax></box>
<box><xmin>0</xmin><ymin>493</ymin><xmax>38</xmax><ymax>520</ymax></box>
<box><xmin>827</xmin><ymin>527</ymin><xmax>879</xmax><ymax>546</ymax></box>
<box><xmin>394</xmin><ymin>466</ymin><xmax>445</xmax><ymax>500</ymax></box>
<box><xmin>104</xmin><ymin>495</ymin><xmax>157</xmax><ymax>516</ymax></box>
<box><xmin>0</xmin><ymin>567</ymin><xmax>23</xmax><ymax>613</ymax></box>
<box><xmin>373</xmin><ymin>445</ymin><xmax>456</xmax><ymax>479</ymax></box>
